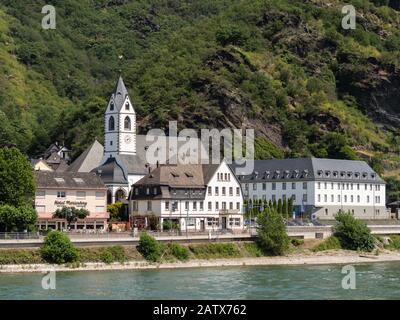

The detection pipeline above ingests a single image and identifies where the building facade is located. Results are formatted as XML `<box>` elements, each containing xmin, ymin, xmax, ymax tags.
<box><xmin>231</xmin><ymin>158</ymin><xmax>387</xmax><ymax>220</ymax></box>
<box><xmin>129</xmin><ymin>160</ymin><xmax>244</xmax><ymax>232</ymax></box>
<box><xmin>34</xmin><ymin>171</ymin><xmax>109</xmax><ymax>230</ymax></box>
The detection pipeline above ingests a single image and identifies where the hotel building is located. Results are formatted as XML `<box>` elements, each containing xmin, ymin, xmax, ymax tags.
<box><xmin>34</xmin><ymin>171</ymin><xmax>109</xmax><ymax>230</ymax></box>
<box><xmin>129</xmin><ymin>159</ymin><xmax>244</xmax><ymax>232</ymax></box>
<box><xmin>231</xmin><ymin>158</ymin><xmax>387</xmax><ymax>220</ymax></box>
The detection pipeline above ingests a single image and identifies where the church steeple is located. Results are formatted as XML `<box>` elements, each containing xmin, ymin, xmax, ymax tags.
<box><xmin>104</xmin><ymin>76</ymin><xmax>136</xmax><ymax>157</ymax></box>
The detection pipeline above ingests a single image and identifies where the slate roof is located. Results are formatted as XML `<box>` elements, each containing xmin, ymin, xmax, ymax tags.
<box><xmin>93</xmin><ymin>157</ymin><xmax>128</xmax><ymax>184</ymax></box>
<box><xmin>35</xmin><ymin>171</ymin><xmax>106</xmax><ymax>189</ymax></box>
<box><xmin>230</xmin><ymin>158</ymin><xmax>384</xmax><ymax>184</ymax></box>
<box><xmin>68</xmin><ymin>140</ymin><xmax>104</xmax><ymax>173</ymax></box>
<box><xmin>110</xmin><ymin>76</ymin><xmax>130</xmax><ymax>112</ymax></box>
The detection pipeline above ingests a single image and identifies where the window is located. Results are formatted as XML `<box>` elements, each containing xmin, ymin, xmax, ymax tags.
<box><xmin>365</xmin><ymin>184</ymin><xmax>367</xmax><ymax>190</ymax></box>
<box><xmin>229</xmin><ymin>187</ymin><xmax>233</xmax><ymax>196</ymax></box>
<box><xmin>338</xmin><ymin>183</ymin><xmax>340</xmax><ymax>190</ymax></box>
<box><xmin>108</xmin><ymin>116</ymin><xmax>115</xmax><ymax>131</ymax></box>
<box><xmin>215</xmin><ymin>202</ymin><xmax>219</xmax><ymax>210</ymax></box>
<box><xmin>110</xmin><ymin>141</ymin><xmax>113</xmax><ymax>146</ymax></box>
<box><xmin>185</xmin><ymin>201</ymin><xmax>189</xmax><ymax>210</ymax></box>
<box><xmin>253</xmin><ymin>183</ymin><xmax>257</xmax><ymax>191</ymax></box>
<box><xmin>318</xmin><ymin>194</ymin><xmax>321</xmax><ymax>202</ymax></box>
<box><xmin>165</xmin><ymin>201</ymin><xmax>169</xmax><ymax>210</ymax></box>
<box><xmin>147</xmin><ymin>201</ymin><xmax>152</xmax><ymax>211</ymax></box>
<box><xmin>338</xmin><ymin>195</ymin><xmax>341</xmax><ymax>202</ymax></box>
<box><xmin>291</xmin><ymin>194</ymin><xmax>296</xmax><ymax>201</ymax></box>
<box><xmin>96</xmin><ymin>191</ymin><xmax>105</xmax><ymax>199</ymax></box>
<box><xmin>344</xmin><ymin>195</ymin><xmax>347</xmax><ymax>203</ymax></box>
<box><xmin>146</xmin><ymin>188</ymin><xmax>150</xmax><ymax>195</ymax></box>
<box><xmin>324</xmin><ymin>182</ymin><xmax>327</xmax><ymax>190</ymax></box>
<box><xmin>331</xmin><ymin>183</ymin><xmax>334</xmax><ymax>189</ymax></box>
<box><xmin>193</xmin><ymin>201</ymin><xmax>197</xmax><ymax>211</ymax></box>
<box><xmin>36</xmin><ymin>190</ymin><xmax>45</xmax><ymax>198</ymax></box>
<box><xmin>357</xmin><ymin>195</ymin><xmax>360</xmax><ymax>203</ymax></box>
<box><xmin>200</xmin><ymin>201</ymin><xmax>204</xmax><ymax>211</ymax></box>
<box><xmin>225</xmin><ymin>173</ymin><xmax>228</xmax><ymax>181</ymax></box>
<box><xmin>282</xmin><ymin>182</ymin><xmax>286</xmax><ymax>190</ymax></box>
<box><xmin>73</xmin><ymin>178</ymin><xmax>84</xmax><ymax>184</ymax></box>
<box><xmin>357</xmin><ymin>184</ymin><xmax>360</xmax><ymax>190</ymax></box>
<box><xmin>187</xmin><ymin>218</ymin><xmax>195</xmax><ymax>227</ymax></box>
<box><xmin>153</xmin><ymin>187</ymin><xmax>157</xmax><ymax>195</ymax></box>
<box><xmin>325</xmin><ymin>208</ymin><xmax>328</xmax><ymax>215</ymax></box>
<box><xmin>331</xmin><ymin>194</ymin><xmax>334</xmax><ymax>202</ymax></box>
<box><xmin>302</xmin><ymin>194</ymin><xmax>307</xmax><ymax>202</ymax></box>
<box><xmin>124</xmin><ymin>116</ymin><xmax>131</xmax><ymax>130</ymax></box>
<box><xmin>367</xmin><ymin>196</ymin><xmax>370</xmax><ymax>203</ymax></box>
<box><xmin>222</xmin><ymin>187</ymin><xmax>226</xmax><ymax>196</ymax></box>
<box><xmin>272</xmin><ymin>183</ymin><xmax>276</xmax><ymax>190</ymax></box>
<box><xmin>236</xmin><ymin>202</ymin><xmax>240</xmax><ymax>210</ymax></box>
<box><xmin>132</xmin><ymin>201</ymin><xmax>137</xmax><ymax>211</ymax></box>
<box><xmin>57</xmin><ymin>191</ymin><xmax>66</xmax><ymax>198</ymax></box>
<box><xmin>110</xmin><ymin>101</ymin><xmax>114</xmax><ymax>111</ymax></box>
<box><xmin>324</xmin><ymin>194</ymin><xmax>327</xmax><ymax>202</ymax></box>
<box><xmin>96</xmin><ymin>206</ymin><xmax>105</xmax><ymax>213</ymax></box>
<box><xmin>351</xmin><ymin>195</ymin><xmax>353</xmax><ymax>203</ymax></box>
<box><xmin>292</xmin><ymin>182</ymin><xmax>296</xmax><ymax>190</ymax></box>
<box><xmin>208</xmin><ymin>187</ymin><xmax>212</xmax><ymax>196</ymax></box>
<box><xmin>208</xmin><ymin>202</ymin><xmax>212</xmax><ymax>211</ymax></box>
<box><xmin>272</xmin><ymin>195</ymin><xmax>276</xmax><ymax>202</ymax></box>
<box><xmin>215</xmin><ymin>187</ymin><xmax>219</xmax><ymax>196</ymax></box>
<box><xmin>125</xmin><ymin>101</ymin><xmax>129</xmax><ymax>110</ymax></box>
<box><xmin>262</xmin><ymin>183</ymin><xmax>266</xmax><ymax>191</ymax></box>
<box><xmin>36</xmin><ymin>205</ymin><xmax>45</xmax><ymax>213</ymax></box>
<box><xmin>245</xmin><ymin>183</ymin><xmax>249</xmax><ymax>190</ymax></box>
<box><xmin>76</xmin><ymin>191</ymin><xmax>86</xmax><ymax>199</ymax></box>
<box><xmin>228</xmin><ymin>173</ymin><xmax>231</xmax><ymax>181</ymax></box>
<box><xmin>229</xmin><ymin>202</ymin><xmax>233</xmax><ymax>210</ymax></box>
<box><xmin>236</xmin><ymin>187</ymin><xmax>240</xmax><ymax>196</ymax></box>
<box><xmin>207</xmin><ymin>218</ymin><xmax>219</xmax><ymax>226</ymax></box>
<box><xmin>229</xmin><ymin>218</ymin><xmax>241</xmax><ymax>227</ymax></box>
<box><xmin>317</xmin><ymin>182</ymin><xmax>321</xmax><ymax>190</ymax></box>
<box><xmin>303</xmin><ymin>182</ymin><xmax>307</xmax><ymax>190</ymax></box>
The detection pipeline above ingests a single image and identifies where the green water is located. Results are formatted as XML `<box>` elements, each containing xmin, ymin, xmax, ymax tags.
<box><xmin>1</xmin><ymin>262</ymin><xmax>400</xmax><ymax>299</ymax></box>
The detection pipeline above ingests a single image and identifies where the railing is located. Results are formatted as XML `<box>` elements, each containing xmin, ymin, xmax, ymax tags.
<box><xmin>0</xmin><ymin>232</ymin><xmax>41</xmax><ymax>240</ymax></box>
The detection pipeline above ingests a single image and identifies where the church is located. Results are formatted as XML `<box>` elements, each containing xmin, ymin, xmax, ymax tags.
<box><xmin>68</xmin><ymin>76</ymin><xmax>207</xmax><ymax>205</ymax></box>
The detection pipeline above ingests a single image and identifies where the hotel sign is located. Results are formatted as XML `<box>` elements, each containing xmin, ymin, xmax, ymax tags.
<box><xmin>54</xmin><ymin>200</ymin><xmax>87</xmax><ymax>207</ymax></box>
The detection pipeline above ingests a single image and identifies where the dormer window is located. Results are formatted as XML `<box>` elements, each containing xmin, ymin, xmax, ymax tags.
<box><xmin>325</xmin><ymin>171</ymin><xmax>331</xmax><ymax>177</ymax></box>
<box><xmin>125</xmin><ymin>102</ymin><xmax>129</xmax><ymax>110</ymax></box>
<box><xmin>317</xmin><ymin>170</ymin><xmax>323</xmax><ymax>177</ymax></box>
<box><xmin>333</xmin><ymin>171</ymin><xmax>338</xmax><ymax>177</ymax></box>
<box><xmin>354</xmin><ymin>172</ymin><xmax>360</xmax><ymax>179</ymax></box>
<box><xmin>371</xmin><ymin>173</ymin><xmax>376</xmax><ymax>179</ymax></box>
<box><xmin>340</xmin><ymin>171</ymin><xmax>345</xmax><ymax>178</ymax></box>
<box><xmin>110</xmin><ymin>101</ymin><xmax>114</xmax><ymax>111</ymax></box>
<box><xmin>362</xmin><ymin>172</ymin><xmax>368</xmax><ymax>179</ymax></box>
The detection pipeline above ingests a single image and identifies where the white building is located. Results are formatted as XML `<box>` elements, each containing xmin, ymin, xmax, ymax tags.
<box><xmin>231</xmin><ymin>158</ymin><xmax>387</xmax><ymax>220</ymax></box>
<box><xmin>129</xmin><ymin>159</ymin><xmax>244</xmax><ymax>232</ymax></box>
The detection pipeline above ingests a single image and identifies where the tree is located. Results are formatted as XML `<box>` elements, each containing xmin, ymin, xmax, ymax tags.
<box><xmin>53</xmin><ymin>207</ymin><xmax>89</xmax><ymax>229</ymax></box>
<box><xmin>257</xmin><ymin>207</ymin><xmax>290</xmax><ymax>256</ymax></box>
<box><xmin>107</xmin><ymin>201</ymin><xmax>125</xmax><ymax>221</ymax></box>
<box><xmin>137</xmin><ymin>232</ymin><xmax>162</xmax><ymax>262</ymax></box>
<box><xmin>277</xmin><ymin>199</ymin><xmax>283</xmax><ymax>214</ymax></box>
<box><xmin>288</xmin><ymin>197</ymin><xmax>294</xmax><ymax>218</ymax></box>
<box><xmin>0</xmin><ymin>147</ymin><xmax>35</xmax><ymax>207</ymax></box>
<box><xmin>282</xmin><ymin>199</ymin><xmax>288</xmax><ymax>219</ymax></box>
<box><xmin>0</xmin><ymin>204</ymin><xmax>37</xmax><ymax>232</ymax></box>
<box><xmin>40</xmin><ymin>230</ymin><xmax>78</xmax><ymax>264</ymax></box>
<box><xmin>333</xmin><ymin>211</ymin><xmax>375</xmax><ymax>252</ymax></box>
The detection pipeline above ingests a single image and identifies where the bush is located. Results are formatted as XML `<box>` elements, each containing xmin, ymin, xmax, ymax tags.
<box><xmin>256</xmin><ymin>208</ymin><xmax>290</xmax><ymax>256</ymax></box>
<box><xmin>100</xmin><ymin>250</ymin><xmax>114</xmax><ymax>264</ymax></box>
<box><xmin>387</xmin><ymin>236</ymin><xmax>400</xmax><ymax>250</ymax></box>
<box><xmin>40</xmin><ymin>231</ymin><xmax>78</xmax><ymax>264</ymax></box>
<box><xmin>0</xmin><ymin>249</ymin><xmax>43</xmax><ymax>264</ymax></box>
<box><xmin>188</xmin><ymin>243</ymin><xmax>241</xmax><ymax>259</ymax></box>
<box><xmin>243</xmin><ymin>242</ymin><xmax>264</xmax><ymax>257</ymax></box>
<box><xmin>333</xmin><ymin>212</ymin><xmax>375</xmax><ymax>252</ymax></box>
<box><xmin>170</xmin><ymin>243</ymin><xmax>190</xmax><ymax>261</ymax></box>
<box><xmin>291</xmin><ymin>238</ymin><xmax>304</xmax><ymax>247</ymax></box>
<box><xmin>137</xmin><ymin>233</ymin><xmax>161</xmax><ymax>262</ymax></box>
<box><xmin>312</xmin><ymin>236</ymin><xmax>342</xmax><ymax>252</ymax></box>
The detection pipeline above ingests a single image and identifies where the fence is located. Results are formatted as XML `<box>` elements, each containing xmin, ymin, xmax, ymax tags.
<box><xmin>0</xmin><ymin>232</ymin><xmax>41</xmax><ymax>240</ymax></box>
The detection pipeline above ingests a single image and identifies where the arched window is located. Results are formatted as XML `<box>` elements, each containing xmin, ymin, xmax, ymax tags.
<box><xmin>125</xmin><ymin>102</ymin><xmax>129</xmax><ymax>110</ymax></box>
<box><xmin>108</xmin><ymin>116</ymin><xmax>115</xmax><ymax>131</ymax></box>
<box><xmin>124</xmin><ymin>116</ymin><xmax>131</xmax><ymax>130</ymax></box>
<box><xmin>110</xmin><ymin>101</ymin><xmax>114</xmax><ymax>111</ymax></box>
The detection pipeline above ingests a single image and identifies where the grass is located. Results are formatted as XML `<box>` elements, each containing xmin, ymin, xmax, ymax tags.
<box><xmin>188</xmin><ymin>243</ymin><xmax>241</xmax><ymax>259</ymax></box>
<box><xmin>312</xmin><ymin>236</ymin><xmax>342</xmax><ymax>252</ymax></box>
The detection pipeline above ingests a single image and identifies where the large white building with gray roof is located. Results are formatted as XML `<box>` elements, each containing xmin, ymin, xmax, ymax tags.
<box><xmin>232</xmin><ymin>158</ymin><xmax>387</xmax><ymax>220</ymax></box>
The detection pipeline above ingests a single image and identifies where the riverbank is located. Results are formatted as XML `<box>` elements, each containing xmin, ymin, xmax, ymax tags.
<box><xmin>2</xmin><ymin>250</ymin><xmax>400</xmax><ymax>273</ymax></box>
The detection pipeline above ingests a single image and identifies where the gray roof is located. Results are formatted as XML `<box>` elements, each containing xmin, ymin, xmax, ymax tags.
<box><xmin>35</xmin><ymin>171</ymin><xmax>106</xmax><ymax>189</ymax></box>
<box><xmin>68</xmin><ymin>140</ymin><xmax>104</xmax><ymax>173</ymax></box>
<box><xmin>110</xmin><ymin>76</ymin><xmax>130</xmax><ymax>112</ymax></box>
<box><xmin>230</xmin><ymin>158</ymin><xmax>384</xmax><ymax>184</ymax></box>
<box><xmin>93</xmin><ymin>157</ymin><xmax>128</xmax><ymax>184</ymax></box>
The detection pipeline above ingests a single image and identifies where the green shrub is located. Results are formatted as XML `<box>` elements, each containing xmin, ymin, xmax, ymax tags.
<box><xmin>333</xmin><ymin>212</ymin><xmax>375</xmax><ymax>252</ymax></box>
<box><xmin>170</xmin><ymin>243</ymin><xmax>190</xmax><ymax>261</ymax></box>
<box><xmin>243</xmin><ymin>242</ymin><xmax>264</xmax><ymax>257</ymax></box>
<box><xmin>291</xmin><ymin>238</ymin><xmax>304</xmax><ymax>247</ymax></box>
<box><xmin>387</xmin><ymin>236</ymin><xmax>400</xmax><ymax>250</ymax></box>
<box><xmin>137</xmin><ymin>233</ymin><xmax>161</xmax><ymax>262</ymax></box>
<box><xmin>188</xmin><ymin>243</ymin><xmax>240</xmax><ymax>259</ymax></box>
<box><xmin>100</xmin><ymin>250</ymin><xmax>114</xmax><ymax>264</ymax></box>
<box><xmin>0</xmin><ymin>249</ymin><xmax>43</xmax><ymax>264</ymax></box>
<box><xmin>40</xmin><ymin>230</ymin><xmax>78</xmax><ymax>264</ymax></box>
<box><xmin>256</xmin><ymin>208</ymin><xmax>290</xmax><ymax>256</ymax></box>
<box><xmin>312</xmin><ymin>236</ymin><xmax>342</xmax><ymax>252</ymax></box>
<box><xmin>107</xmin><ymin>246</ymin><xmax>126</xmax><ymax>262</ymax></box>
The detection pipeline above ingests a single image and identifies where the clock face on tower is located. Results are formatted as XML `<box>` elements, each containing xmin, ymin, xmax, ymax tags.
<box><xmin>124</xmin><ymin>135</ymin><xmax>132</xmax><ymax>144</ymax></box>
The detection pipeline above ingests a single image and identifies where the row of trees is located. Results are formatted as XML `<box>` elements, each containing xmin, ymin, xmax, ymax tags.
<box><xmin>0</xmin><ymin>147</ymin><xmax>37</xmax><ymax>232</ymax></box>
<box><xmin>244</xmin><ymin>198</ymin><xmax>294</xmax><ymax>219</ymax></box>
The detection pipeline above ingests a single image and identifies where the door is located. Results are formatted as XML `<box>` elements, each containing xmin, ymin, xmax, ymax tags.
<box><xmin>200</xmin><ymin>220</ymin><xmax>205</xmax><ymax>231</ymax></box>
<box><xmin>222</xmin><ymin>217</ymin><xmax>227</xmax><ymax>229</ymax></box>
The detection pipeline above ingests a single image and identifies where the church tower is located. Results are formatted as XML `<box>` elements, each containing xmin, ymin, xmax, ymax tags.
<box><xmin>104</xmin><ymin>76</ymin><xmax>136</xmax><ymax>157</ymax></box>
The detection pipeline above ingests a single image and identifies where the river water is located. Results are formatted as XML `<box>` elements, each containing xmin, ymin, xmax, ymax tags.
<box><xmin>0</xmin><ymin>262</ymin><xmax>399</xmax><ymax>299</ymax></box>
